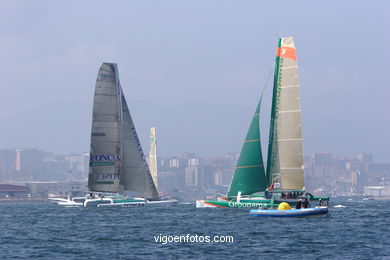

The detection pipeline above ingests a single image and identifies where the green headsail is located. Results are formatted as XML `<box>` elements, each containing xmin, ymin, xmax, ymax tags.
<box><xmin>227</xmin><ymin>99</ymin><xmax>268</xmax><ymax>197</ymax></box>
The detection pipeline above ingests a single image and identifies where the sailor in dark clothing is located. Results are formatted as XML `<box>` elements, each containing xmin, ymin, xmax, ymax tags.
<box><xmin>302</xmin><ymin>198</ymin><xmax>310</xmax><ymax>208</ymax></box>
<box><xmin>318</xmin><ymin>199</ymin><xmax>323</xmax><ymax>206</ymax></box>
<box><xmin>296</xmin><ymin>199</ymin><xmax>302</xmax><ymax>209</ymax></box>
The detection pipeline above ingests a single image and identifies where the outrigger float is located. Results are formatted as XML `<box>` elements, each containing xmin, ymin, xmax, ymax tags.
<box><xmin>196</xmin><ymin>37</ymin><xmax>329</xmax><ymax>211</ymax></box>
<box><xmin>249</xmin><ymin>207</ymin><xmax>329</xmax><ymax>218</ymax></box>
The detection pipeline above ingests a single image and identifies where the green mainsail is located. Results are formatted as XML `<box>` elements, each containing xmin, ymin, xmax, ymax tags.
<box><xmin>227</xmin><ymin>99</ymin><xmax>268</xmax><ymax>197</ymax></box>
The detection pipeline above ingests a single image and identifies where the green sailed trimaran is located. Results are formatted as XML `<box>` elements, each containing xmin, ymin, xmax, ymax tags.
<box><xmin>196</xmin><ymin>37</ymin><xmax>329</xmax><ymax>208</ymax></box>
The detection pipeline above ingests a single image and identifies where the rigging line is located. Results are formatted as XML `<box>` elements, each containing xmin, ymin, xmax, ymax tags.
<box><xmin>259</xmin><ymin>61</ymin><xmax>275</xmax><ymax>102</ymax></box>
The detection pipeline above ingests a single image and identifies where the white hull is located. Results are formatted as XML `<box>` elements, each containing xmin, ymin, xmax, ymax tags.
<box><xmin>146</xmin><ymin>198</ymin><xmax>179</xmax><ymax>206</ymax></box>
<box><xmin>98</xmin><ymin>202</ymin><xmax>145</xmax><ymax>207</ymax></box>
<box><xmin>48</xmin><ymin>198</ymin><xmax>72</xmax><ymax>203</ymax></box>
<box><xmin>58</xmin><ymin>201</ymin><xmax>83</xmax><ymax>206</ymax></box>
<box><xmin>83</xmin><ymin>196</ymin><xmax>146</xmax><ymax>207</ymax></box>
<box><xmin>50</xmin><ymin>195</ymin><xmax>178</xmax><ymax>207</ymax></box>
<box><xmin>49</xmin><ymin>197</ymin><xmax>84</xmax><ymax>207</ymax></box>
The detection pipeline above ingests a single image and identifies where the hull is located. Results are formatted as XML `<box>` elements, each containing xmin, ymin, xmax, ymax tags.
<box><xmin>48</xmin><ymin>198</ymin><xmax>72</xmax><ymax>203</ymax></box>
<box><xmin>196</xmin><ymin>192</ymin><xmax>329</xmax><ymax>208</ymax></box>
<box><xmin>84</xmin><ymin>197</ymin><xmax>145</xmax><ymax>207</ymax></box>
<box><xmin>196</xmin><ymin>199</ymin><xmax>278</xmax><ymax>208</ymax></box>
<box><xmin>49</xmin><ymin>197</ymin><xmax>84</xmax><ymax>207</ymax></box>
<box><xmin>58</xmin><ymin>201</ymin><xmax>83</xmax><ymax>206</ymax></box>
<box><xmin>146</xmin><ymin>198</ymin><xmax>179</xmax><ymax>206</ymax></box>
<box><xmin>97</xmin><ymin>201</ymin><xmax>145</xmax><ymax>207</ymax></box>
<box><xmin>249</xmin><ymin>207</ymin><xmax>329</xmax><ymax>217</ymax></box>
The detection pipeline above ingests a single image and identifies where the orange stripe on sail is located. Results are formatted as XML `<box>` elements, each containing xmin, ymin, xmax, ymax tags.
<box><xmin>244</xmin><ymin>139</ymin><xmax>260</xmax><ymax>143</ymax></box>
<box><xmin>236</xmin><ymin>165</ymin><xmax>263</xmax><ymax>169</ymax></box>
<box><xmin>276</xmin><ymin>47</ymin><xmax>296</xmax><ymax>61</ymax></box>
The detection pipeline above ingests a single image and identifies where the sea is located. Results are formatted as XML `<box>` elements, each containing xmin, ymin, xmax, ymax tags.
<box><xmin>0</xmin><ymin>198</ymin><xmax>389</xmax><ymax>260</ymax></box>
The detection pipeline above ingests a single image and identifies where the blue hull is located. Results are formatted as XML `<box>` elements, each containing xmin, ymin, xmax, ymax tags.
<box><xmin>249</xmin><ymin>207</ymin><xmax>329</xmax><ymax>218</ymax></box>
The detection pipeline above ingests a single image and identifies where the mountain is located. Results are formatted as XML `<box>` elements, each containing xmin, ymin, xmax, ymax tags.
<box><xmin>0</xmin><ymin>100</ymin><xmax>253</xmax><ymax>157</ymax></box>
<box><xmin>1</xmin><ymin>99</ymin><xmax>388</xmax><ymax>161</ymax></box>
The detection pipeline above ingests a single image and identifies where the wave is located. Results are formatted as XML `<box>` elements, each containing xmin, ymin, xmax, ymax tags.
<box><xmin>334</xmin><ymin>204</ymin><xmax>347</xmax><ymax>208</ymax></box>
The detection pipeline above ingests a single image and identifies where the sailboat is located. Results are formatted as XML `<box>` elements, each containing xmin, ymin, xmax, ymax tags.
<box><xmin>196</xmin><ymin>37</ymin><xmax>329</xmax><ymax>208</ymax></box>
<box><xmin>145</xmin><ymin>127</ymin><xmax>179</xmax><ymax>206</ymax></box>
<box><xmin>149</xmin><ymin>127</ymin><xmax>158</xmax><ymax>191</ymax></box>
<box><xmin>83</xmin><ymin>62</ymin><xmax>160</xmax><ymax>207</ymax></box>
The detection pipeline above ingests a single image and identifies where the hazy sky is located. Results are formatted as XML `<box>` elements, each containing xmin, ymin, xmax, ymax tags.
<box><xmin>0</xmin><ymin>1</ymin><xmax>389</xmax><ymax>161</ymax></box>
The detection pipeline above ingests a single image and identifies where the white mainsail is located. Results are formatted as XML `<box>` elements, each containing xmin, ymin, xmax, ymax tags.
<box><xmin>88</xmin><ymin>63</ymin><xmax>123</xmax><ymax>193</ymax></box>
<box><xmin>268</xmin><ymin>37</ymin><xmax>304</xmax><ymax>190</ymax></box>
<box><xmin>149</xmin><ymin>127</ymin><xmax>158</xmax><ymax>191</ymax></box>
<box><xmin>88</xmin><ymin>63</ymin><xmax>158</xmax><ymax>198</ymax></box>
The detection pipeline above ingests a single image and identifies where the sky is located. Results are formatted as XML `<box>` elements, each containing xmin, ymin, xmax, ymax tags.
<box><xmin>0</xmin><ymin>1</ymin><xmax>389</xmax><ymax>161</ymax></box>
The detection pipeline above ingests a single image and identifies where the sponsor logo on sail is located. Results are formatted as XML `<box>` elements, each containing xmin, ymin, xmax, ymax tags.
<box><xmin>131</xmin><ymin>127</ymin><xmax>146</xmax><ymax>161</ymax></box>
<box><xmin>96</xmin><ymin>173</ymin><xmax>120</xmax><ymax>181</ymax></box>
<box><xmin>227</xmin><ymin>201</ymin><xmax>266</xmax><ymax>208</ymax></box>
<box><xmin>90</xmin><ymin>154</ymin><xmax>120</xmax><ymax>166</ymax></box>
<box><xmin>100</xmin><ymin>73</ymin><xmax>114</xmax><ymax>82</ymax></box>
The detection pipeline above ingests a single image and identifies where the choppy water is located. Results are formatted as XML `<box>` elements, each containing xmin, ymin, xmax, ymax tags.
<box><xmin>0</xmin><ymin>198</ymin><xmax>389</xmax><ymax>259</ymax></box>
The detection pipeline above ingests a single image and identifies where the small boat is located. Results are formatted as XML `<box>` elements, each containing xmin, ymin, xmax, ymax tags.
<box><xmin>249</xmin><ymin>207</ymin><xmax>329</xmax><ymax>218</ymax></box>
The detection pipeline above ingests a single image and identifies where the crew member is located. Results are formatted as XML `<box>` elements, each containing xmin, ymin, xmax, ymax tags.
<box><xmin>302</xmin><ymin>198</ymin><xmax>310</xmax><ymax>208</ymax></box>
<box><xmin>296</xmin><ymin>199</ymin><xmax>302</xmax><ymax>209</ymax></box>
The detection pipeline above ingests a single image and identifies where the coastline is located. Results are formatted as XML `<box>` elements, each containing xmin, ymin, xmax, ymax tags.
<box><xmin>0</xmin><ymin>198</ymin><xmax>48</xmax><ymax>203</ymax></box>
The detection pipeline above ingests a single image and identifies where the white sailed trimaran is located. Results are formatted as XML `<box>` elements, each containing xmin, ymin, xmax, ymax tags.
<box><xmin>50</xmin><ymin>63</ymin><xmax>177</xmax><ymax>207</ymax></box>
<box><xmin>145</xmin><ymin>127</ymin><xmax>178</xmax><ymax>205</ymax></box>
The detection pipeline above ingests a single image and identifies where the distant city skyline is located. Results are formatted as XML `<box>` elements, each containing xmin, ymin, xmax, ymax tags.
<box><xmin>1</xmin><ymin>146</ymin><xmax>389</xmax><ymax>199</ymax></box>
<box><xmin>0</xmin><ymin>146</ymin><xmax>387</xmax><ymax>163</ymax></box>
